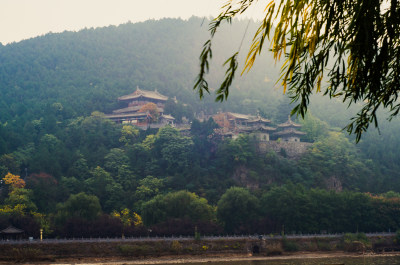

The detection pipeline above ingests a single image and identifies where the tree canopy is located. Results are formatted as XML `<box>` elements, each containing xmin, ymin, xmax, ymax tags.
<box><xmin>195</xmin><ymin>0</ymin><xmax>400</xmax><ymax>141</ymax></box>
<box><xmin>2</xmin><ymin>18</ymin><xmax>400</xmax><ymax>237</ymax></box>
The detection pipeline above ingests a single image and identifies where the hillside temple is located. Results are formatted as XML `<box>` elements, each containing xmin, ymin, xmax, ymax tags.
<box><xmin>212</xmin><ymin>112</ymin><xmax>306</xmax><ymax>142</ymax></box>
<box><xmin>212</xmin><ymin>112</ymin><xmax>276</xmax><ymax>141</ymax></box>
<box><xmin>105</xmin><ymin>86</ymin><xmax>175</xmax><ymax>129</ymax></box>
<box><xmin>106</xmin><ymin>88</ymin><xmax>307</xmax><ymax>143</ymax></box>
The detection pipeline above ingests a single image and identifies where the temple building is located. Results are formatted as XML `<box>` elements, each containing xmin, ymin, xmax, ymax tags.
<box><xmin>105</xmin><ymin>86</ymin><xmax>174</xmax><ymax>128</ymax></box>
<box><xmin>274</xmin><ymin>115</ymin><xmax>305</xmax><ymax>142</ymax></box>
<box><xmin>212</xmin><ymin>112</ymin><xmax>249</xmax><ymax>131</ymax></box>
<box><xmin>212</xmin><ymin>112</ymin><xmax>275</xmax><ymax>141</ymax></box>
<box><xmin>237</xmin><ymin>116</ymin><xmax>276</xmax><ymax>141</ymax></box>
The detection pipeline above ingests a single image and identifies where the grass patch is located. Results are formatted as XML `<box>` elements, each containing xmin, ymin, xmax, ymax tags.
<box><xmin>117</xmin><ymin>244</ymin><xmax>151</xmax><ymax>257</ymax></box>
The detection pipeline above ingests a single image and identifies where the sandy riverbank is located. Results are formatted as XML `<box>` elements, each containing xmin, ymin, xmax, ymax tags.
<box><xmin>7</xmin><ymin>251</ymin><xmax>400</xmax><ymax>265</ymax></box>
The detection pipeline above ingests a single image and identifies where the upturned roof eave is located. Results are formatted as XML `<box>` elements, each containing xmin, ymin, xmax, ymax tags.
<box><xmin>274</xmin><ymin>130</ymin><xmax>306</xmax><ymax>136</ymax></box>
<box><xmin>0</xmin><ymin>226</ymin><xmax>24</xmax><ymax>234</ymax></box>
<box><xmin>118</xmin><ymin>94</ymin><xmax>168</xmax><ymax>101</ymax></box>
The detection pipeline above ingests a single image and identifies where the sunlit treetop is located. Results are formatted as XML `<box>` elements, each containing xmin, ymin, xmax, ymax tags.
<box><xmin>194</xmin><ymin>0</ymin><xmax>400</xmax><ymax>141</ymax></box>
<box><xmin>3</xmin><ymin>173</ymin><xmax>26</xmax><ymax>189</ymax></box>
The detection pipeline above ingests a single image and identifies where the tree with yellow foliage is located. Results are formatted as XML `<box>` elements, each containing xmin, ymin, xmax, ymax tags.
<box><xmin>3</xmin><ymin>172</ymin><xmax>25</xmax><ymax>188</ymax></box>
<box><xmin>0</xmin><ymin>173</ymin><xmax>38</xmax><ymax>216</ymax></box>
<box><xmin>112</xmin><ymin>208</ymin><xmax>143</xmax><ymax>238</ymax></box>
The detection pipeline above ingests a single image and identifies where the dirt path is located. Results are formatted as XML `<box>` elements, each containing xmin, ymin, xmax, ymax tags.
<box><xmin>6</xmin><ymin>251</ymin><xmax>400</xmax><ymax>265</ymax></box>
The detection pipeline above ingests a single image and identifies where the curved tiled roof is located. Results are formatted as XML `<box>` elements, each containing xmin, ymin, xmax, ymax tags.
<box><xmin>277</xmin><ymin>115</ymin><xmax>302</xmax><ymax>128</ymax></box>
<box><xmin>118</xmin><ymin>87</ymin><xmax>168</xmax><ymax>101</ymax></box>
<box><xmin>161</xmin><ymin>114</ymin><xmax>175</xmax><ymax>120</ymax></box>
<box><xmin>113</xmin><ymin>106</ymin><xmax>164</xmax><ymax>114</ymax></box>
<box><xmin>274</xmin><ymin>128</ymin><xmax>306</xmax><ymax>136</ymax></box>
<box><xmin>247</xmin><ymin>117</ymin><xmax>271</xmax><ymax>123</ymax></box>
<box><xmin>237</xmin><ymin>125</ymin><xmax>276</xmax><ymax>132</ymax></box>
<box><xmin>0</xmin><ymin>226</ymin><xmax>24</xmax><ymax>234</ymax></box>
<box><xmin>227</xmin><ymin>112</ymin><xmax>252</xmax><ymax>120</ymax></box>
<box><xmin>105</xmin><ymin>112</ymin><xmax>148</xmax><ymax>119</ymax></box>
<box><xmin>113</xmin><ymin>106</ymin><xmax>141</xmax><ymax>113</ymax></box>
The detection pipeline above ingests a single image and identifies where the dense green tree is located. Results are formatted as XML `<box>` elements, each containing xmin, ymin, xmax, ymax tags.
<box><xmin>30</xmin><ymin>134</ymin><xmax>63</xmax><ymax>177</ymax></box>
<box><xmin>104</xmin><ymin>148</ymin><xmax>129</xmax><ymax>175</ymax></box>
<box><xmin>299</xmin><ymin>132</ymin><xmax>374</xmax><ymax>190</ymax></box>
<box><xmin>299</xmin><ymin>112</ymin><xmax>330</xmax><ymax>142</ymax></box>
<box><xmin>65</xmin><ymin>113</ymin><xmax>121</xmax><ymax>167</ymax></box>
<box><xmin>68</xmin><ymin>156</ymin><xmax>90</xmax><ymax>180</ymax></box>
<box><xmin>217</xmin><ymin>135</ymin><xmax>255</xmax><ymax>168</ymax></box>
<box><xmin>59</xmin><ymin>176</ymin><xmax>83</xmax><ymax>195</ymax></box>
<box><xmin>104</xmin><ymin>182</ymin><xmax>125</xmax><ymax>212</ymax></box>
<box><xmin>116</xmin><ymin>165</ymin><xmax>137</xmax><ymax>192</ymax></box>
<box><xmin>134</xmin><ymin>176</ymin><xmax>164</xmax><ymax>203</ymax></box>
<box><xmin>10</xmin><ymin>143</ymin><xmax>35</xmax><ymax>177</ymax></box>
<box><xmin>4</xmin><ymin>188</ymin><xmax>38</xmax><ymax>213</ymax></box>
<box><xmin>84</xmin><ymin>166</ymin><xmax>123</xmax><ymax>211</ymax></box>
<box><xmin>0</xmin><ymin>154</ymin><xmax>20</xmax><ymax>175</ymax></box>
<box><xmin>261</xmin><ymin>184</ymin><xmax>317</xmax><ymax>233</ymax></box>
<box><xmin>126</xmin><ymin>142</ymin><xmax>152</xmax><ymax>176</ymax></box>
<box><xmin>259</xmin><ymin>184</ymin><xmax>392</xmax><ymax>233</ymax></box>
<box><xmin>55</xmin><ymin>192</ymin><xmax>102</xmax><ymax>223</ymax></box>
<box><xmin>119</xmin><ymin>125</ymin><xmax>139</xmax><ymax>146</ymax></box>
<box><xmin>151</xmin><ymin>126</ymin><xmax>194</xmax><ymax>179</ymax></box>
<box><xmin>217</xmin><ymin>187</ymin><xmax>259</xmax><ymax>233</ymax></box>
<box><xmin>142</xmin><ymin>190</ymin><xmax>214</xmax><ymax>226</ymax></box>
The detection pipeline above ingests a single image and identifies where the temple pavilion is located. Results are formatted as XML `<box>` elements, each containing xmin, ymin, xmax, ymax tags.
<box><xmin>105</xmin><ymin>86</ymin><xmax>174</xmax><ymax>128</ymax></box>
<box><xmin>236</xmin><ymin>115</ymin><xmax>276</xmax><ymax>141</ymax></box>
<box><xmin>0</xmin><ymin>225</ymin><xmax>24</xmax><ymax>240</ymax></box>
<box><xmin>274</xmin><ymin>115</ymin><xmax>306</xmax><ymax>142</ymax></box>
<box><xmin>212</xmin><ymin>112</ymin><xmax>276</xmax><ymax>141</ymax></box>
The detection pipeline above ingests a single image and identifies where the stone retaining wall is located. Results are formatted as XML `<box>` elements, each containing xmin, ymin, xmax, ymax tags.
<box><xmin>258</xmin><ymin>141</ymin><xmax>312</xmax><ymax>159</ymax></box>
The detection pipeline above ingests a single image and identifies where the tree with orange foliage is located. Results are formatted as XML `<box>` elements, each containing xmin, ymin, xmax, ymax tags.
<box><xmin>3</xmin><ymin>172</ymin><xmax>25</xmax><ymax>188</ymax></box>
<box><xmin>139</xmin><ymin>102</ymin><xmax>159</xmax><ymax>123</ymax></box>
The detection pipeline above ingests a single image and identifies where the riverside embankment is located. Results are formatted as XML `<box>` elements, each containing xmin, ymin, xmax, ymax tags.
<box><xmin>0</xmin><ymin>233</ymin><xmax>397</xmax><ymax>263</ymax></box>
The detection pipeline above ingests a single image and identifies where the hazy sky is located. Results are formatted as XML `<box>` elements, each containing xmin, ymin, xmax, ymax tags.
<box><xmin>0</xmin><ymin>0</ymin><xmax>265</xmax><ymax>45</ymax></box>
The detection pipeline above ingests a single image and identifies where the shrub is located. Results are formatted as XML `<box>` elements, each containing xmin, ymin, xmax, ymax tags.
<box><xmin>395</xmin><ymin>230</ymin><xmax>400</xmax><ymax>245</ymax></box>
<box><xmin>343</xmin><ymin>232</ymin><xmax>369</xmax><ymax>244</ymax></box>
<box><xmin>316</xmin><ymin>240</ymin><xmax>332</xmax><ymax>251</ymax></box>
<box><xmin>195</xmin><ymin>230</ymin><xmax>201</xmax><ymax>240</ymax></box>
<box><xmin>343</xmin><ymin>241</ymin><xmax>366</xmax><ymax>252</ymax></box>
<box><xmin>171</xmin><ymin>240</ymin><xmax>182</xmax><ymax>253</ymax></box>
<box><xmin>117</xmin><ymin>244</ymin><xmax>150</xmax><ymax>257</ymax></box>
<box><xmin>266</xmin><ymin>243</ymin><xmax>283</xmax><ymax>256</ymax></box>
<box><xmin>282</xmin><ymin>238</ymin><xmax>299</xmax><ymax>252</ymax></box>
<box><xmin>232</xmin><ymin>242</ymin><xmax>241</xmax><ymax>249</ymax></box>
<box><xmin>342</xmin><ymin>233</ymin><xmax>370</xmax><ymax>252</ymax></box>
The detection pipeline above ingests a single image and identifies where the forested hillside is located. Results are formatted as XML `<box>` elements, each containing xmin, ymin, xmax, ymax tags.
<box><xmin>1</xmin><ymin>18</ymin><xmax>400</xmax><ymax>237</ymax></box>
